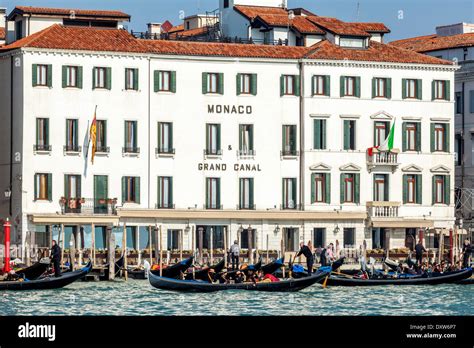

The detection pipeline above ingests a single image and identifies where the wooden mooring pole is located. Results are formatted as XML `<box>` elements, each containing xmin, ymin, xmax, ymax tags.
<box><xmin>60</xmin><ymin>224</ymin><xmax>65</xmax><ymax>268</ymax></box>
<box><xmin>91</xmin><ymin>223</ymin><xmax>96</xmax><ymax>265</ymax></box>
<box><xmin>123</xmin><ymin>223</ymin><xmax>128</xmax><ymax>281</ymax></box>
<box><xmin>107</xmin><ymin>226</ymin><xmax>115</xmax><ymax>281</ymax></box>
<box><xmin>266</xmin><ymin>234</ymin><xmax>269</xmax><ymax>264</ymax></box>
<box><xmin>223</xmin><ymin>226</ymin><xmax>227</xmax><ymax>268</ymax></box>
<box><xmin>148</xmin><ymin>225</ymin><xmax>152</xmax><ymax>264</ymax></box>
<box><xmin>159</xmin><ymin>226</ymin><xmax>163</xmax><ymax>276</ymax></box>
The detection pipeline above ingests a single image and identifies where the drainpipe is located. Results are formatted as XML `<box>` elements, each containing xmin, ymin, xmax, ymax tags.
<box><xmin>461</xmin><ymin>81</ymin><xmax>465</xmax><ymax>221</ymax></box>
<box><xmin>298</xmin><ymin>59</ymin><xmax>305</xmax><ymax>211</ymax></box>
<box><xmin>147</xmin><ymin>56</ymin><xmax>151</xmax><ymax>209</ymax></box>
<box><xmin>9</xmin><ymin>54</ymin><xmax>13</xmax><ymax>217</ymax></box>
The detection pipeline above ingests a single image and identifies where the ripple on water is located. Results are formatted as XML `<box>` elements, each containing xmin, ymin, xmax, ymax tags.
<box><xmin>0</xmin><ymin>280</ymin><xmax>473</xmax><ymax>316</ymax></box>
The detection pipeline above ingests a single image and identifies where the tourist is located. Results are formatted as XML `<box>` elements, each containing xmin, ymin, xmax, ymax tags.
<box><xmin>50</xmin><ymin>240</ymin><xmax>61</xmax><ymax>277</ymax></box>
<box><xmin>319</xmin><ymin>246</ymin><xmax>328</xmax><ymax>266</ymax></box>
<box><xmin>295</xmin><ymin>241</ymin><xmax>314</xmax><ymax>275</ymax></box>
<box><xmin>229</xmin><ymin>240</ymin><xmax>240</xmax><ymax>270</ymax></box>
<box><xmin>462</xmin><ymin>239</ymin><xmax>472</xmax><ymax>268</ymax></box>
<box><xmin>327</xmin><ymin>243</ymin><xmax>335</xmax><ymax>262</ymax></box>
<box><xmin>414</xmin><ymin>239</ymin><xmax>426</xmax><ymax>266</ymax></box>
<box><xmin>359</xmin><ymin>240</ymin><xmax>367</xmax><ymax>272</ymax></box>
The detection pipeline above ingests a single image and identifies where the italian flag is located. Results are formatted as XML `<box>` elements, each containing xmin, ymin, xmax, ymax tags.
<box><xmin>378</xmin><ymin>120</ymin><xmax>395</xmax><ymax>152</ymax></box>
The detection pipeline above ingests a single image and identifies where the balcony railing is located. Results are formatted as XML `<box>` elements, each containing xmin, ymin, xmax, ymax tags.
<box><xmin>237</xmin><ymin>149</ymin><xmax>256</xmax><ymax>157</ymax></box>
<box><xmin>367</xmin><ymin>201</ymin><xmax>400</xmax><ymax>218</ymax></box>
<box><xmin>204</xmin><ymin>149</ymin><xmax>223</xmax><ymax>156</ymax></box>
<box><xmin>34</xmin><ymin>144</ymin><xmax>52</xmax><ymax>152</ymax></box>
<box><xmin>63</xmin><ymin>145</ymin><xmax>81</xmax><ymax>153</ymax></box>
<box><xmin>123</xmin><ymin>146</ymin><xmax>140</xmax><ymax>154</ymax></box>
<box><xmin>367</xmin><ymin>149</ymin><xmax>399</xmax><ymax>171</ymax></box>
<box><xmin>280</xmin><ymin>203</ymin><xmax>301</xmax><ymax>210</ymax></box>
<box><xmin>96</xmin><ymin>146</ymin><xmax>110</xmax><ymax>153</ymax></box>
<box><xmin>59</xmin><ymin>197</ymin><xmax>117</xmax><ymax>215</ymax></box>
<box><xmin>155</xmin><ymin>203</ymin><xmax>175</xmax><ymax>209</ymax></box>
<box><xmin>281</xmin><ymin>149</ymin><xmax>299</xmax><ymax>157</ymax></box>
<box><xmin>156</xmin><ymin>147</ymin><xmax>175</xmax><ymax>155</ymax></box>
<box><xmin>204</xmin><ymin>203</ymin><xmax>223</xmax><ymax>210</ymax></box>
<box><xmin>237</xmin><ymin>204</ymin><xmax>256</xmax><ymax>210</ymax></box>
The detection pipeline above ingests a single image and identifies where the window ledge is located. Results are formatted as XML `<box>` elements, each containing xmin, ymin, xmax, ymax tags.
<box><xmin>34</xmin><ymin>150</ymin><xmax>52</xmax><ymax>155</ymax></box>
<box><xmin>155</xmin><ymin>91</ymin><xmax>174</xmax><ymax>94</ymax></box>
<box><xmin>64</xmin><ymin>151</ymin><xmax>81</xmax><ymax>156</ymax></box>
<box><xmin>432</xmin><ymin>203</ymin><xmax>449</xmax><ymax>207</ymax></box>
<box><xmin>33</xmin><ymin>199</ymin><xmax>52</xmax><ymax>203</ymax></box>
<box><xmin>156</xmin><ymin>153</ymin><xmax>175</xmax><ymax>158</ymax></box>
<box><xmin>122</xmin><ymin>153</ymin><xmax>140</xmax><ymax>158</ymax></box>
<box><xmin>95</xmin><ymin>152</ymin><xmax>109</xmax><ymax>157</ymax></box>
<box><xmin>311</xmin><ymin>95</ymin><xmax>330</xmax><ymax>98</ymax></box>
<box><xmin>122</xmin><ymin>89</ymin><xmax>140</xmax><ymax>92</ymax></box>
<box><xmin>33</xmin><ymin>86</ymin><xmax>52</xmax><ymax>89</ymax></box>
<box><xmin>204</xmin><ymin>93</ymin><xmax>223</xmax><ymax>96</ymax></box>
<box><xmin>237</xmin><ymin>94</ymin><xmax>255</xmax><ymax>97</ymax></box>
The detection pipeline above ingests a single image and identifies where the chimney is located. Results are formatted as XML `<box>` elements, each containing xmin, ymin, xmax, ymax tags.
<box><xmin>281</xmin><ymin>0</ymin><xmax>287</xmax><ymax>9</ymax></box>
<box><xmin>147</xmin><ymin>22</ymin><xmax>162</xmax><ymax>36</ymax></box>
<box><xmin>0</xmin><ymin>7</ymin><xmax>6</xmax><ymax>29</ymax></box>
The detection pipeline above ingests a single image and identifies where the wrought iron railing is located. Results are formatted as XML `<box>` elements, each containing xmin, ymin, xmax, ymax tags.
<box><xmin>34</xmin><ymin>144</ymin><xmax>52</xmax><ymax>151</ymax></box>
<box><xmin>59</xmin><ymin>197</ymin><xmax>117</xmax><ymax>215</ymax></box>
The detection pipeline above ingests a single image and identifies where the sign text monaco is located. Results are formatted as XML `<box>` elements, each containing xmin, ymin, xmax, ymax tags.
<box><xmin>207</xmin><ymin>104</ymin><xmax>252</xmax><ymax>114</ymax></box>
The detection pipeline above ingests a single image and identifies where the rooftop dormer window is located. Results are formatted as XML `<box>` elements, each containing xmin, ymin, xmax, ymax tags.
<box><xmin>339</xmin><ymin>36</ymin><xmax>366</xmax><ymax>49</ymax></box>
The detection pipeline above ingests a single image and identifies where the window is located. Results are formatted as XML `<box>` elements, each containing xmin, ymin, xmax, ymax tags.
<box><xmin>340</xmin><ymin>76</ymin><xmax>360</xmax><ymax>97</ymax></box>
<box><xmin>403</xmin><ymin>122</ymin><xmax>420</xmax><ymax>152</ymax></box>
<box><xmin>282</xmin><ymin>125</ymin><xmax>297</xmax><ymax>156</ymax></box>
<box><xmin>15</xmin><ymin>20</ymin><xmax>23</xmax><ymax>40</ymax></box>
<box><xmin>157</xmin><ymin>176</ymin><xmax>173</xmax><ymax>208</ymax></box>
<box><xmin>206</xmin><ymin>177</ymin><xmax>221</xmax><ymax>209</ymax></box>
<box><xmin>157</xmin><ymin>122</ymin><xmax>174</xmax><ymax>154</ymax></box>
<box><xmin>93</xmin><ymin>175</ymin><xmax>108</xmax><ymax>214</ymax></box>
<box><xmin>432</xmin><ymin>80</ymin><xmax>449</xmax><ymax>100</ymax></box>
<box><xmin>282</xmin><ymin>178</ymin><xmax>297</xmax><ymax>209</ymax></box>
<box><xmin>470</xmin><ymin>91</ymin><xmax>474</xmax><ymax>113</ymax></box>
<box><xmin>313</xmin><ymin>228</ymin><xmax>326</xmax><ymax>248</ymax></box>
<box><xmin>431</xmin><ymin>123</ymin><xmax>449</xmax><ymax>152</ymax></box>
<box><xmin>65</xmin><ymin>119</ymin><xmax>79</xmax><ymax>152</ymax></box>
<box><xmin>455</xmin><ymin>92</ymin><xmax>463</xmax><ymax>114</ymax></box>
<box><xmin>122</xmin><ymin>176</ymin><xmax>140</xmax><ymax>203</ymax></box>
<box><xmin>313</xmin><ymin>119</ymin><xmax>326</xmax><ymax>150</ymax></box>
<box><xmin>239</xmin><ymin>178</ymin><xmax>254</xmax><ymax>209</ymax></box>
<box><xmin>167</xmin><ymin>230</ymin><xmax>180</xmax><ymax>250</ymax></box>
<box><xmin>62</xmin><ymin>66</ymin><xmax>81</xmax><ymax>88</ymax></box>
<box><xmin>93</xmin><ymin>67</ymin><xmax>111</xmax><ymax>89</ymax></box>
<box><xmin>124</xmin><ymin>121</ymin><xmax>139</xmax><ymax>153</ymax></box>
<box><xmin>433</xmin><ymin>175</ymin><xmax>450</xmax><ymax>205</ymax></box>
<box><xmin>340</xmin><ymin>173</ymin><xmax>359</xmax><ymax>203</ymax></box>
<box><xmin>203</xmin><ymin>72</ymin><xmax>223</xmax><ymax>94</ymax></box>
<box><xmin>343</xmin><ymin>120</ymin><xmax>356</xmax><ymax>150</ymax></box>
<box><xmin>403</xmin><ymin>174</ymin><xmax>421</xmax><ymax>204</ymax></box>
<box><xmin>224</xmin><ymin>0</ymin><xmax>229</xmax><ymax>8</ymax></box>
<box><xmin>340</xmin><ymin>37</ymin><xmax>364</xmax><ymax>48</ymax></box>
<box><xmin>403</xmin><ymin>79</ymin><xmax>421</xmax><ymax>99</ymax></box>
<box><xmin>455</xmin><ymin>134</ymin><xmax>462</xmax><ymax>166</ymax></box>
<box><xmin>239</xmin><ymin>124</ymin><xmax>254</xmax><ymax>156</ymax></box>
<box><xmin>280</xmin><ymin>75</ymin><xmax>300</xmax><ymax>96</ymax></box>
<box><xmin>237</xmin><ymin>73</ymin><xmax>257</xmax><ymax>95</ymax></box>
<box><xmin>125</xmin><ymin>68</ymin><xmax>138</xmax><ymax>90</ymax></box>
<box><xmin>312</xmin><ymin>75</ymin><xmax>330</xmax><ymax>96</ymax></box>
<box><xmin>154</xmin><ymin>70</ymin><xmax>176</xmax><ymax>93</ymax></box>
<box><xmin>64</xmin><ymin>174</ymin><xmax>81</xmax><ymax>213</ymax></box>
<box><xmin>374</xmin><ymin>174</ymin><xmax>389</xmax><ymax>201</ymax></box>
<box><xmin>206</xmin><ymin>123</ymin><xmax>221</xmax><ymax>155</ymax></box>
<box><xmin>343</xmin><ymin>228</ymin><xmax>355</xmax><ymax>248</ymax></box>
<box><xmin>283</xmin><ymin>228</ymin><xmax>299</xmax><ymax>251</ymax></box>
<box><xmin>34</xmin><ymin>173</ymin><xmax>52</xmax><ymax>201</ymax></box>
<box><xmin>311</xmin><ymin>173</ymin><xmax>330</xmax><ymax>203</ymax></box>
<box><xmin>35</xmin><ymin>118</ymin><xmax>50</xmax><ymax>151</ymax></box>
<box><xmin>373</xmin><ymin>78</ymin><xmax>391</xmax><ymax>98</ymax></box>
<box><xmin>241</xmin><ymin>228</ymin><xmax>256</xmax><ymax>249</ymax></box>
<box><xmin>96</xmin><ymin>120</ymin><xmax>108</xmax><ymax>152</ymax></box>
<box><xmin>374</xmin><ymin>121</ymin><xmax>389</xmax><ymax>147</ymax></box>
<box><xmin>33</xmin><ymin>64</ymin><xmax>50</xmax><ymax>87</ymax></box>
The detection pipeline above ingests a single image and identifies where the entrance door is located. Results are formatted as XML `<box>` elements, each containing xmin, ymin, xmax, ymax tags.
<box><xmin>195</xmin><ymin>226</ymin><xmax>225</xmax><ymax>250</ymax></box>
<box><xmin>405</xmin><ymin>228</ymin><xmax>417</xmax><ymax>250</ymax></box>
<box><xmin>283</xmin><ymin>228</ymin><xmax>299</xmax><ymax>252</ymax></box>
<box><xmin>372</xmin><ymin>228</ymin><xmax>388</xmax><ymax>249</ymax></box>
<box><xmin>240</xmin><ymin>229</ymin><xmax>256</xmax><ymax>249</ymax></box>
<box><xmin>313</xmin><ymin>228</ymin><xmax>326</xmax><ymax>248</ymax></box>
<box><xmin>167</xmin><ymin>229</ymin><xmax>180</xmax><ymax>250</ymax></box>
<box><xmin>94</xmin><ymin>175</ymin><xmax>108</xmax><ymax>214</ymax></box>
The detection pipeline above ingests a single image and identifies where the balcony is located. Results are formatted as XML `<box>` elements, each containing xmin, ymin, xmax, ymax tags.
<box><xmin>367</xmin><ymin>201</ymin><xmax>400</xmax><ymax>218</ymax></box>
<box><xmin>59</xmin><ymin>197</ymin><xmax>117</xmax><ymax>215</ymax></box>
<box><xmin>281</xmin><ymin>149</ymin><xmax>299</xmax><ymax>158</ymax></box>
<box><xmin>204</xmin><ymin>204</ymin><xmax>223</xmax><ymax>210</ymax></box>
<box><xmin>280</xmin><ymin>203</ymin><xmax>302</xmax><ymax>210</ymax></box>
<box><xmin>155</xmin><ymin>147</ymin><xmax>175</xmax><ymax>156</ymax></box>
<box><xmin>237</xmin><ymin>204</ymin><xmax>256</xmax><ymax>210</ymax></box>
<box><xmin>204</xmin><ymin>149</ymin><xmax>222</xmax><ymax>158</ymax></box>
<box><xmin>237</xmin><ymin>149</ymin><xmax>256</xmax><ymax>158</ymax></box>
<box><xmin>155</xmin><ymin>203</ymin><xmax>175</xmax><ymax>209</ymax></box>
<box><xmin>367</xmin><ymin>149</ymin><xmax>400</xmax><ymax>172</ymax></box>
<box><xmin>96</xmin><ymin>146</ymin><xmax>110</xmax><ymax>154</ymax></box>
<box><xmin>122</xmin><ymin>146</ymin><xmax>140</xmax><ymax>156</ymax></box>
<box><xmin>34</xmin><ymin>144</ymin><xmax>52</xmax><ymax>153</ymax></box>
<box><xmin>63</xmin><ymin>144</ymin><xmax>81</xmax><ymax>155</ymax></box>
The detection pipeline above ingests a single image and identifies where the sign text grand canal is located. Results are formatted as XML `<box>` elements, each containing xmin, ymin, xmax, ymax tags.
<box><xmin>198</xmin><ymin>163</ymin><xmax>262</xmax><ymax>171</ymax></box>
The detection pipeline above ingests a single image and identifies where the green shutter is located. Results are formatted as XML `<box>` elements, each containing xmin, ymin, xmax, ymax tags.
<box><xmin>340</xmin><ymin>76</ymin><xmax>345</xmax><ymax>97</ymax></box>
<box><xmin>386</xmin><ymin>78</ymin><xmax>392</xmax><ymax>99</ymax></box>
<box><xmin>445</xmin><ymin>80</ymin><xmax>450</xmax><ymax>101</ymax></box>
<box><xmin>133</xmin><ymin>69</ymin><xmax>139</xmax><ymax>90</ymax></box>
<box><xmin>444</xmin><ymin>175</ymin><xmax>450</xmax><ymax>205</ymax></box>
<box><xmin>133</xmin><ymin>121</ymin><xmax>138</xmax><ymax>148</ymax></box>
<box><xmin>125</xmin><ymin>69</ymin><xmax>128</xmax><ymax>90</ymax></box>
<box><xmin>62</xmin><ymin>66</ymin><xmax>67</xmax><ymax>88</ymax></box>
<box><xmin>92</xmin><ymin>68</ymin><xmax>96</xmax><ymax>90</ymax></box>
<box><xmin>294</xmin><ymin>75</ymin><xmax>300</xmax><ymax>97</ymax></box>
<box><xmin>34</xmin><ymin>174</ymin><xmax>38</xmax><ymax>200</ymax></box>
<box><xmin>445</xmin><ymin>123</ymin><xmax>450</xmax><ymax>152</ymax></box>
<box><xmin>311</xmin><ymin>75</ymin><xmax>315</xmax><ymax>96</ymax></box>
<box><xmin>216</xmin><ymin>124</ymin><xmax>221</xmax><ymax>150</ymax></box>
<box><xmin>416</xmin><ymin>79</ymin><xmax>422</xmax><ymax>100</ymax></box>
<box><xmin>169</xmin><ymin>123</ymin><xmax>173</xmax><ymax>149</ymax></box>
<box><xmin>249</xmin><ymin>178</ymin><xmax>254</xmax><ymax>206</ymax></box>
<box><xmin>236</xmin><ymin>73</ymin><xmax>241</xmax><ymax>95</ymax></box>
<box><xmin>45</xmin><ymin>118</ymin><xmax>49</xmax><ymax>145</ymax></box>
<box><xmin>77</xmin><ymin>67</ymin><xmax>83</xmax><ymax>89</ymax></box>
<box><xmin>314</xmin><ymin>119</ymin><xmax>321</xmax><ymax>149</ymax></box>
<box><xmin>432</xmin><ymin>176</ymin><xmax>436</xmax><ymax>205</ymax></box>
<box><xmin>280</xmin><ymin>75</ymin><xmax>285</xmax><ymax>96</ymax></box>
<box><xmin>311</xmin><ymin>173</ymin><xmax>315</xmax><ymax>203</ymax></box>
<box><xmin>77</xmin><ymin>176</ymin><xmax>81</xmax><ymax>198</ymax></box>
<box><xmin>154</xmin><ymin>70</ymin><xmax>159</xmax><ymax>92</ymax></box>
<box><xmin>238</xmin><ymin>125</ymin><xmax>243</xmax><ymax>150</ymax></box>
<box><xmin>103</xmin><ymin>121</ymin><xmax>107</xmax><ymax>146</ymax></box>
<box><xmin>292</xmin><ymin>178</ymin><xmax>297</xmax><ymax>205</ymax></box>
<box><xmin>372</xmin><ymin>78</ymin><xmax>376</xmax><ymax>98</ymax></box>
<box><xmin>324</xmin><ymin>75</ymin><xmax>330</xmax><ymax>96</ymax></box>
<box><xmin>430</xmin><ymin>123</ymin><xmax>435</xmax><ymax>152</ymax></box>
<box><xmin>202</xmin><ymin>72</ymin><xmax>208</xmax><ymax>94</ymax></box>
<box><xmin>169</xmin><ymin>177</ymin><xmax>173</xmax><ymax>205</ymax></box>
<box><xmin>32</xmin><ymin>64</ymin><xmax>38</xmax><ymax>87</ymax></box>
<box><xmin>249</xmin><ymin>125</ymin><xmax>254</xmax><ymax>150</ymax></box>
<box><xmin>47</xmin><ymin>173</ymin><xmax>52</xmax><ymax>201</ymax></box>
<box><xmin>402</xmin><ymin>175</ymin><xmax>408</xmax><ymax>203</ymax></box>
<box><xmin>354</xmin><ymin>174</ymin><xmax>360</xmax><ymax>204</ymax></box>
<box><xmin>47</xmin><ymin>64</ymin><xmax>52</xmax><ymax>87</ymax></box>
<box><xmin>431</xmin><ymin>80</ymin><xmax>435</xmax><ymax>101</ymax></box>
<box><xmin>251</xmin><ymin>74</ymin><xmax>257</xmax><ymax>96</ymax></box>
<box><xmin>106</xmin><ymin>67</ymin><xmax>112</xmax><ymax>90</ymax></box>
<box><xmin>416</xmin><ymin>175</ymin><xmax>422</xmax><ymax>204</ymax></box>
<box><xmin>343</xmin><ymin>120</ymin><xmax>350</xmax><ymax>150</ymax></box>
<box><xmin>218</xmin><ymin>73</ymin><xmax>224</xmax><ymax>95</ymax></box>
<box><xmin>170</xmin><ymin>71</ymin><xmax>176</xmax><ymax>93</ymax></box>
<box><xmin>64</xmin><ymin>175</ymin><xmax>69</xmax><ymax>198</ymax></box>
<box><xmin>402</xmin><ymin>122</ymin><xmax>407</xmax><ymax>152</ymax></box>
<box><xmin>340</xmin><ymin>173</ymin><xmax>345</xmax><ymax>203</ymax></box>
<box><xmin>122</xmin><ymin>177</ymin><xmax>126</xmax><ymax>203</ymax></box>
<box><xmin>216</xmin><ymin>179</ymin><xmax>221</xmax><ymax>207</ymax></box>
<box><xmin>355</xmin><ymin>77</ymin><xmax>361</xmax><ymax>98</ymax></box>
<box><xmin>135</xmin><ymin>177</ymin><xmax>140</xmax><ymax>204</ymax></box>
<box><xmin>325</xmin><ymin>173</ymin><xmax>331</xmax><ymax>204</ymax></box>
<box><xmin>322</xmin><ymin>119</ymin><xmax>326</xmax><ymax>149</ymax></box>
<box><xmin>402</xmin><ymin>79</ymin><xmax>407</xmax><ymax>99</ymax></box>
<box><xmin>415</xmin><ymin>123</ymin><xmax>421</xmax><ymax>152</ymax></box>
<box><xmin>282</xmin><ymin>126</ymin><xmax>286</xmax><ymax>152</ymax></box>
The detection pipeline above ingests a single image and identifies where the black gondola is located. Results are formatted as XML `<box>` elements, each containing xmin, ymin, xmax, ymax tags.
<box><xmin>14</xmin><ymin>259</ymin><xmax>50</xmax><ymax>280</ymax></box>
<box><xmin>184</xmin><ymin>259</ymin><xmax>225</xmax><ymax>280</ymax></box>
<box><xmin>457</xmin><ymin>276</ymin><xmax>474</xmax><ymax>285</ymax></box>
<box><xmin>100</xmin><ymin>254</ymin><xmax>125</xmax><ymax>280</ymax></box>
<box><xmin>261</xmin><ymin>257</ymin><xmax>284</xmax><ymax>275</ymax></box>
<box><xmin>0</xmin><ymin>262</ymin><xmax>92</xmax><ymax>291</ymax></box>
<box><xmin>149</xmin><ymin>270</ymin><xmax>329</xmax><ymax>292</ymax></box>
<box><xmin>151</xmin><ymin>257</ymin><xmax>194</xmax><ymax>278</ymax></box>
<box><xmin>320</xmin><ymin>268</ymin><xmax>472</xmax><ymax>286</ymax></box>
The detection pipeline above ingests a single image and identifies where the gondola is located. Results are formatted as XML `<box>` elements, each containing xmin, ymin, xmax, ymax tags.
<box><xmin>457</xmin><ymin>276</ymin><xmax>474</xmax><ymax>285</ymax></box>
<box><xmin>14</xmin><ymin>258</ymin><xmax>50</xmax><ymax>280</ymax></box>
<box><xmin>101</xmin><ymin>254</ymin><xmax>125</xmax><ymax>280</ymax></box>
<box><xmin>319</xmin><ymin>267</ymin><xmax>472</xmax><ymax>286</ymax></box>
<box><xmin>149</xmin><ymin>270</ymin><xmax>329</xmax><ymax>292</ymax></box>
<box><xmin>261</xmin><ymin>257</ymin><xmax>284</xmax><ymax>275</ymax></box>
<box><xmin>0</xmin><ymin>262</ymin><xmax>92</xmax><ymax>291</ymax></box>
<box><xmin>150</xmin><ymin>257</ymin><xmax>194</xmax><ymax>278</ymax></box>
<box><xmin>184</xmin><ymin>258</ymin><xmax>224</xmax><ymax>280</ymax></box>
<box><xmin>127</xmin><ymin>268</ymin><xmax>147</xmax><ymax>280</ymax></box>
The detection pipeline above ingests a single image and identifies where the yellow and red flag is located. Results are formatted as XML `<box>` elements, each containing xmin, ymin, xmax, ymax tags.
<box><xmin>90</xmin><ymin>107</ymin><xmax>97</xmax><ymax>164</ymax></box>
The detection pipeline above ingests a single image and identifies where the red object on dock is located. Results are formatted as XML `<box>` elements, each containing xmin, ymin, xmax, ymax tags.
<box><xmin>3</xmin><ymin>218</ymin><xmax>11</xmax><ymax>274</ymax></box>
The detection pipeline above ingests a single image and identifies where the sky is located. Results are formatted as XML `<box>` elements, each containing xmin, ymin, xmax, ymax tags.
<box><xmin>0</xmin><ymin>0</ymin><xmax>473</xmax><ymax>41</ymax></box>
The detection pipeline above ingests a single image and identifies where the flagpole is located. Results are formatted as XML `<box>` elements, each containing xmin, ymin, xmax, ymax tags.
<box><xmin>86</xmin><ymin>105</ymin><xmax>97</xmax><ymax>159</ymax></box>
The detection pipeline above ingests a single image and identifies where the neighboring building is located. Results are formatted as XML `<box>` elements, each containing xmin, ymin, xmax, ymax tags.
<box><xmin>0</xmin><ymin>8</ymin><xmax>6</xmax><ymax>46</ymax></box>
<box><xmin>391</xmin><ymin>23</ymin><xmax>474</xmax><ymax>238</ymax></box>
<box><xmin>0</xmin><ymin>6</ymin><xmax>456</xmax><ymax>262</ymax></box>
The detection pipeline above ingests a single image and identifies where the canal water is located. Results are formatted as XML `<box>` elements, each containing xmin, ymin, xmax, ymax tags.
<box><xmin>1</xmin><ymin>280</ymin><xmax>473</xmax><ymax>316</ymax></box>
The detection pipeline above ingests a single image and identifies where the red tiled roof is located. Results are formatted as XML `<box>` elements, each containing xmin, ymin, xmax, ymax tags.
<box><xmin>255</xmin><ymin>14</ymin><xmax>326</xmax><ymax>34</ymax></box>
<box><xmin>8</xmin><ymin>6</ymin><xmax>130</xmax><ymax>20</ymax></box>
<box><xmin>168</xmin><ymin>24</ymin><xmax>184</xmax><ymax>34</ymax></box>
<box><xmin>352</xmin><ymin>22</ymin><xmax>390</xmax><ymax>34</ymax></box>
<box><xmin>0</xmin><ymin>28</ymin><xmax>5</xmax><ymax>40</ymax></box>
<box><xmin>168</xmin><ymin>26</ymin><xmax>208</xmax><ymax>39</ymax></box>
<box><xmin>390</xmin><ymin>32</ymin><xmax>474</xmax><ymax>53</ymax></box>
<box><xmin>306</xmin><ymin>16</ymin><xmax>370</xmax><ymax>37</ymax></box>
<box><xmin>0</xmin><ymin>25</ymin><xmax>453</xmax><ymax>66</ymax></box>
<box><xmin>233</xmin><ymin>5</ymin><xmax>287</xmax><ymax>20</ymax></box>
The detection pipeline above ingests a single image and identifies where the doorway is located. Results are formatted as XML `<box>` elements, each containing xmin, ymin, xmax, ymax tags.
<box><xmin>313</xmin><ymin>228</ymin><xmax>326</xmax><ymax>248</ymax></box>
<box><xmin>283</xmin><ymin>228</ymin><xmax>299</xmax><ymax>252</ymax></box>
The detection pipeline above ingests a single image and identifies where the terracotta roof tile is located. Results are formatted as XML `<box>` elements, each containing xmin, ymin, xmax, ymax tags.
<box><xmin>233</xmin><ymin>5</ymin><xmax>288</xmax><ymax>20</ymax></box>
<box><xmin>0</xmin><ymin>25</ymin><xmax>453</xmax><ymax>66</ymax></box>
<box><xmin>168</xmin><ymin>26</ymin><xmax>208</xmax><ymax>39</ymax></box>
<box><xmin>390</xmin><ymin>32</ymin><xmax>474</xmax><ymax>53</ymax></box>
<box><xmin>255</xmin><ymin>14</ymin><xmax>326</xmax><ymax>34</ymax></box>
<box><xmin>351</xmin><ymin>22</ymin><xmax>390</xmax><ymax>34</ymax></box>
<box><xmin>0</xmin><ymin>28</ymin><xmax>5</xmax><ymax>40</ymax></box>
<box><xmin>9</xmin><ymin>6</ymin><xmax>130</xmax><ymax>20</ymax></box>
<box><xmin>167</xmin><ymin>24</ymin><xmax>184</xmax><ymax>34</ymax></box>
<box><xmin>306</xmin><ymin>16</ymin><xmax>370</xmax><ymax>37</ymax></box>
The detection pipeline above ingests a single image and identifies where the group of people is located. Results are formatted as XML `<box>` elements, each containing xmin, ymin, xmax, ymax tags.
<box><xmin>207</xmin><ymin>264</ymin><xmax>280</xmax><ymax>285</ymax></box>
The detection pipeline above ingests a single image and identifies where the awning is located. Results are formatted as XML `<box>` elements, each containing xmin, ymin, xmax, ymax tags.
<box><xmin>371</xmin><ymin>219</ymin><xmax>434</xmax><ymax>228</ymax></box>
<box><xmin>30</xmin><ymin>214</ymin><xmax>119</xmax><ymax>225</ymax></box>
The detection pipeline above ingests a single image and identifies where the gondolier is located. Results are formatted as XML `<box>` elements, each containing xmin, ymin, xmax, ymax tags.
<box><xmin>415</xmin><ymin>239</ymin><xmax>426</xmax><ymax>266</ymax></box>
<box><xmin>462</xmin><ymin>239</ymin><xmax>472</xmax><ymax>268</ymax></box>
<box><xmin>50</xmin><ymin>240</ymin><xmax>61</xmax><ymax>277</ymax></box>
<box><xmin>229</xmin><ymin>240</ymin><xmax>240</xmax><ymax>270</ymax></box>
<box><xmin>296</xmin><ymin>242</ymin><xmax>314</xmax><ymax>275</ymax></box>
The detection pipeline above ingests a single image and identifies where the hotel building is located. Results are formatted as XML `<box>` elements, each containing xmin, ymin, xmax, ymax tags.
<box><xmin>0</xmin><ymin>3</ymin><xmax>456</xmax><ymax>262</ymax></box>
